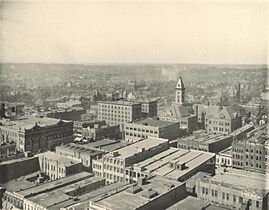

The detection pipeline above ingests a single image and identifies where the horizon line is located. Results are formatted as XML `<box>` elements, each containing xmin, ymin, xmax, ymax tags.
<box><xmin>0</xmin><ymin>62</ymin><xmax>268</xmax><ymax>66</ymax></box>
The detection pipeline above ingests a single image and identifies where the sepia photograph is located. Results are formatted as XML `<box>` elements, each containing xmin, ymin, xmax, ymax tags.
<box><xmin>0</xmin><ymin>1</ymin><xmax>268</xmax><ymax>209</ymax></box>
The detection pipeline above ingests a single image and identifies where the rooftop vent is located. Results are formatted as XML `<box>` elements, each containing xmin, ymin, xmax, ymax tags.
<box><xmin>142</xmin><ymin>188</ymin><xmax>158</xmax><ymax>199</ymax></box>
<box><xmin>126</xmin><ymin>183</ymin><xmax>142</xmax><ymax>194</ymax></box>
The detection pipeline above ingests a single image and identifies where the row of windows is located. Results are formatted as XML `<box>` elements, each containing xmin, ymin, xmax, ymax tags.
<box><xmin>233</xmin><ymin>161</ymin><xmax>264</xmax><ymax>169</ymax></box>
<box><xmin>125</xmin><ymin>127</ymin><xmax>158</xmax><ymax>133</ymax></box>
<box><xmin>99</xmin><ymin>104</ymin><xmax>131</xmax><ymax>110</ymax></box>
<box><xmin>201</xmin><ymin>188</ymin><xmax>260</xmax><ymax>208</ymax></box>
<box><xmin>100</xmin><ymin>117</ymin><xmax>128</xmax><ymax>122</ymax></box>
<box><xmin>93</xmin><ymin>163</ymin><xmax>102</xmax><ymax>170</ymax></box>
<box><xmin>104</xmin><ymin>172</ymin><xmax>123</xmax><ymax>182</ymax></box>
<box><xmin>209</xmin><ymin>121</ymin><xmax>230</xmax><ymax>126</ymax></box>
<box><xmin>99</xmin><ymin>110</ymin><xmax>131</xmax><ymax>115</ymax></box>
<box><xmin>211</xmin><ymin>127</ymin><xmax>230</xmax><ymax>132</ymax></box>
<box><xmin>103</xmin><ymin>157</ymin><xmax>124</xmax><ymax>166</ymax></box>
<box><xmin>126</xmin><ymin>133</ymin><xmax>148</xmax><ymax>138</ymax></box>
<box><xmin>104</xmin><ymin>164</ymin><xmax>124</xmax><ymax>173</ymax></box>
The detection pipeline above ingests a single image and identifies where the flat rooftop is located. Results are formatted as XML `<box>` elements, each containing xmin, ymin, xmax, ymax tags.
<box><xmin>130</xmin><ymin>118</ymin><xmax>179</xmax><ymax>128</ymax></box>
<box><xmin>107</xmin><ymin>137</ymin><xmax>168</xmax><ymax>159</ymax></box>
<box><xmin>132</xmin><ymin>148</ymin><xmax>215</xmax><ymax>181</ymax></box>
<box><xmin>56</xmin><ymin>144</ymin><xmax>104</xmax><ymax>157</ymax></box>
<box><xmin>85</xmin><ymin>139</ymin><xmax>122</xmax><ymax>148</ymax></box>
<box><xmin>0</xmin><ymin>116</ymin><xmax>70</xmax><ymax>130</ymax></box>
<box><xmin>178</xmin><ymin>130</ymin><xmax>231</xmax><ymax>145</ymax></box>
<box><xmin>0</xmin><ymin>156</ymin><xmax>37</xmax><ymax>166</ymax></box>
<box><xmin>64</xmin><ymin>140</ymin><xmax>130</xmax><ymax>153</ymax></box>
<box><xmin>92</xmin><ymin>176</ymin><xmax>183</xmax><ymax>210</ymax></box>
<box><xmin>98</xmin><ymin>100</ymin><xmax>141</xmax><ymax>106</ymax></box>
<box><xmin>218</xmin><ymin>146</ymin><xmax>232</xmax><ymax>155</ymax></box>
<box><xmin>27</xmin><ymin>176</ymin><xmax>104</xmax><ymax>208</ymax></box>
<box><xmin>36</xmin><ymin>151</ymin><xmax>81</xmax><ymax>166</ymax></box>
<box><xmin>166</xmin><ymin>196</ymin><xmax>230</xmax><ymax>210</ymax></box>
<box><xmin>203</xmin><ymin>168</ymin><xmax>269</xmax><ymax>192</ymax></box>
<box><xmin>17</xmin><ymin>172</ymin><xmax>92</xmax><ymax>197</ymax></box>
<box><xmin>1</xmin><ymin>177</ymin><xmax>36</xmax><ymax>192</ymax></box>
<box><xmin>229</xmin><ymin>124</ymin><xmax>254</xmax><ymax>135</ymax></box>
<box><xmin>51</xmin><ymin>182</ymin><xmax>126</xmax><ymax>209</ymax></box>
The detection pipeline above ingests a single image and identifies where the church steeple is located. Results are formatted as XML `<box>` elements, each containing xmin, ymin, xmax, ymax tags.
<box><xmin>175</xmin><ymin>76</ymin><xmax>185</xmax><ymax>105</ymax></box>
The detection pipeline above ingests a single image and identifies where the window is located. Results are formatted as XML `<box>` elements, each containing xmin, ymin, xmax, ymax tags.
<box><xmin>233</xmin><ymin>195</ymin><xmax>236</xmax><ymax>203</ymax></box>
<box><xmin>226</xmin><ymin>193</ymin><xmax>229</xmax><ymax>200</ymax></box>
<box><xmin>202</xmin><ymin>187</ymin><xmax>205</xmax><ymax>194</ymax></box>
<box><xmin>256</xmin><ymin>201</ymin><xmax>260</xmax><ymax>208</ymax></box>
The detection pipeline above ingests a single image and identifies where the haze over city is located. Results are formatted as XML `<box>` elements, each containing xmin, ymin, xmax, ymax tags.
<box><xmin>0</xmin><ymin>1</ymin><xmax>268</xmax><ymax>64</ymax></box>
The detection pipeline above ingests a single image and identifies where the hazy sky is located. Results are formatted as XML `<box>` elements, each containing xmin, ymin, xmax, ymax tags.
<box><xmin>0</xmin><ymin>1</ymin><xmax>268</xmax><ymax>64</ymax></box>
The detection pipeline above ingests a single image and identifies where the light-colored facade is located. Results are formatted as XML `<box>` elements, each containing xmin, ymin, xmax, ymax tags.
<box><xmin>196</xmin><ymin>169</ymin><xmax>268</xmax><ymax>210</ymax></box>
<box><xmin>92</xmin><ymin>137</ymin><xmax>169</xmax><ymax>184</ymax></box>
<box><xmin>97</xmin><ymin>100</ymin><xmax>142</xmax><ymax>130</ymax></box>
<box><xmin>124</xmin><ymin>118</ymin><xmax>180</xmax><ymax>142</ymax></box>
<box><xmin>216</xmin><ymin>147</ymin><xmax>232</xmax><ymax>168</ymax></box>
<box><xmin>175</xmin><ymin>76</ymin><xmax>185</xmax><ymax>105</ymax></box>
<box><xmin>125</xmin><ymin>147</ymin><xmax>215</xmax><ymax>183</ymax></box>
<box><xmin>55</xmin><ymin>143</ymin><xmax>103</xmax><ymax>172</ymax></box>
<box><xmin>37</xmin><ymin>151</ymin><xmax>82</xmax><ymax>180</ymax></box>
<box><xmin>160</xmin><ymin>77</ymin><xmax>197</xmax><ymax>134</ymax></box>
<box><xmin>204</xmin><ymin>106</ymin><xmax>242</xmax><ymax>134</ymax></box>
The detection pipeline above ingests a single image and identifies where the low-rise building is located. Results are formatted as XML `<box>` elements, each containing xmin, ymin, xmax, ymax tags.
<box><xmin>0</xmin><ymin>156</ymin><xmax>40</xmax><ymax>183</ymax></box>
<box><xmin>160</xmin><ymin>105</ymin><xmax>197</xmax><ymax>134</ymax></box>
<box><xmin>229</xmin><ymin>124</ymin><xmax>254</xmax><ymax>140</ymax></box>
<box><xmin>46</xmin><ymin>107</ymin><xmax>86</xmax><ymax>121</ymax></box>
<box><xmin>1</xmin><ymin>172</ymin><xmax>94</xmax><ymax>210</ymax></box>
<box><xmin>124</xmin><ymin>118</ymin><xmax>180</xmax><ymax>142</ymax></box>
<box><xmin>126</xmin><ymin>147</ymin><xmax>215</xmax><ymax>183</ymax></box>
<box><xmin>216</xmin><ymin>147</ymin><xmax>233</xmax><ymax>168</ymax></box>
<box><xmin>177</xmin><ymin>130</ymin><xmax>233</xmax><ymax>153</ymax></box>
<box><xmin>85</xmin><ymin>176</ymin><xmax>186</xmax><ymax>210</ymax></box>
<box><xmin>24</xmin><ymin>176</ymin><xmax>105</xmax><ymax>210</ymax></box>
<box><xmin>205</xmin><ymin>106</ymin><xmax>242</xmax><ymax>134</ymax></box>
<box><xmin>166</xmin><ymin>196</ymin><xmax>231</xmax><ymax>210</ymax></box>
<box><xmin>81</xmin><ymin>123</ymin><xmax>120</xmax><ymax>141</ymax></box>
<box><xmin>92</xmin><ymin>137</ymin><xmax>169</xmax><ymax>184</ymax></box>
<box><xmin>0</xmin><ymin>116</ymin><xmax>73</xmax><ymax>153</ymax></box>
<box><xmin>55</xmin><ymin>143</ymin><xmax>104</xmax><ymax>172</ymax></box>
<box><xmin>196</xmin><ymin>168</ymin><xmax>269</xmax><ymax>210</ymax></box>
<box><xmin>36</xmin><ymin>151</ymin><xmax>82</xmax><ymax>180</ymax></box>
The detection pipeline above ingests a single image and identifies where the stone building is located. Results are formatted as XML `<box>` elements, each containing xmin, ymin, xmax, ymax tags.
<box><xmin>196</xmin><ymin>168</ymin><xmax>268</xmax><ymax>210</ymax></box>
<box><xmin>232</xmin><ymin>124</ymin><xmax>269</xmax><ymax>174</ymax></box>
<box><xmin>0</xmin><ymin>116</ymin><xmax>73</xmax><ymax>153</ymax></box>
<box><xmin>36</xmin><ymin>151</ymin><xmax>82</xmax><ymax>180</ymax></box>
<box><xmin>92</xmin><ymin>137</ymin><xmax>169</xmax><ymax>184</ymax></box>
<box><xmin>160</xmin><ymin>77</ymin><xmax>197</xmax><ymax>134</ymax></box>
<box><xmin>124</xmin><ymin>118</ymin><xmax>180</xmax><ymax>142</ymax></box>
<box><xmin>97</xmin><ymin>100</ymin><xmax>142</xmax><ymax>131</ymax></box>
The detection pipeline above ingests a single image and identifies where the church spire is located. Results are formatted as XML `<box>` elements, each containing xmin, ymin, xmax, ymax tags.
<box><xmin>175</xmin><ymin>76</ymin><xmax>185</xmax><ymax>105</ymax></box>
